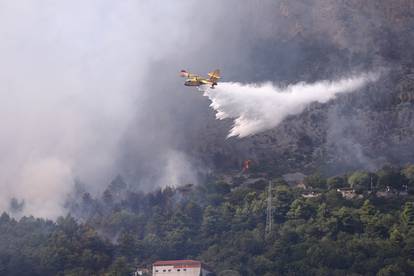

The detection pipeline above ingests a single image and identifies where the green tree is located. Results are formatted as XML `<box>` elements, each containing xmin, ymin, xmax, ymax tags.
<box><xmin>348</xmin><ymin>171</ymin><xmax>371</xmax><ymax>192</ymax></box>
<box><xmin>377</xmin><ymin>264</ymin><xmax>406</xmax><ymax>276</ymax></box>
<box><xmin>117</xmin><ymin>231</ymin><xmax>137</xmax><ymax>260</ymax></box>
<box><xmin>304</xmin><ymin>173</ymin><xmax>327</xmax><ymax>189</ymax></box>
<box><xmin>273</xmin><ymin>186</ymin><xmax>294</xmax><ymax>222</ymax></box>
<box><xmin>316</xmin><ymin>203</ymin><xmax>328</xmax><ymax>219</ymax></box>
<box><xmin>377</xmin><ymin>166</ymin><xmax>406</xmax><ymax>190</ymax></box>
<box><xmin>335</xmin><ymin>207</ymin><xmax>362</xmax><ymax>234</ymax></box>
<box><xmin>288</xmin><ymin>199</ymin><xmax>315</xmax><ymax>220</ymax></box>
<box><xmin>327</xmin><ymin>176</ymin><xmax>346</xmax><ymax>189</ymax></box>
<box><xmin>201</xmin><ymin>206</ymin><xmax>226</xmax><ymax>238</ymax></box>
<box><xmin>360</xmin><ymin>200</ymin><xmax>376</xmax><ymax>221</ymax></box>
<box><xmin>402</xmin><ymin>202</ymin><xmax>414</xmax><ymax>227</ymax></box>
<box><xmin>106</xmin><ymin>257</ymin><xmax>131</xmax><ymax>276</ymax></box>
<box><xmin>390</xmin><ymin>228</ymin><xmax>403</xmax><ymax>245</ymax></box>
<box><xmin>402</xmin><ymin>164</ymin><xmax>414</xmax><ymax>193</ymax></box>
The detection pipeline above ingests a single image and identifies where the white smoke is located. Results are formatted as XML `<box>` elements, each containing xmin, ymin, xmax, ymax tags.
<box><xmin>157</xmin><ymin>150</ymin><xmax>198</xmax><ymax>189</ymax></box>
<box><xmin>202</xmin><ymin>72</ymin><xmax>379</xmax><ymax>138</ymax></box>
<box><xmin>0</xmin><ymin>1</ymin><xmax>200</xmax><ymax>218</ymax></box>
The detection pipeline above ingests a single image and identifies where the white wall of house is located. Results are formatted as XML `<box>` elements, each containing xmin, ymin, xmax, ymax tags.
<box><xmin>153</xmin><ymin>265</ymin><xmax>201</xmax><ymax>276</ymax></box>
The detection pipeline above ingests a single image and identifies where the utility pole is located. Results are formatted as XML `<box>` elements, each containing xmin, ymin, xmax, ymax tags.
<box><xmin>370</xmin><ymin>175</ymin><xmax>373</xmax><ymax>193</ymax></box>
<box><xmin>265</xmin><ymin>181</ymin><xmax>273</xmax><ymax>237</ymax></box>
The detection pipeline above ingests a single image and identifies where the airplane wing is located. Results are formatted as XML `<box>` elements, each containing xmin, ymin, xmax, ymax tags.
<box><xmin>199</xmin><ymin>79</ymin><xmax>211</xmax><ymax>84</ymax></box>
<box><xmin>207</xmin><ymin>69</ymin><xmax>221</xmax><ymax>81</ymax></box>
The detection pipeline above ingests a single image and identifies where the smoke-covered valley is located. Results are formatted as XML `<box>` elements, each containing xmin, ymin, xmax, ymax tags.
<box><xmin>0</xmin><ymin>0</ymin><xmax>413</xmax><ymax>219</ymax></box>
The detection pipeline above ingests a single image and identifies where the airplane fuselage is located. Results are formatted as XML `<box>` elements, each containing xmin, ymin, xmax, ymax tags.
<box><xmin>184</xmin><ymin>80</ymin><xmax>202</xmax><ymax>86</ymax></box>
<box><xmin>184</xmin><ymin>79</ymin><xmax>217</xmax><ymax>88</ymax></box>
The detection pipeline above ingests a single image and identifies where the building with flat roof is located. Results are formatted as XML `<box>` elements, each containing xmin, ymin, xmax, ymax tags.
<box><xmin>153</xmin><ymin>260</ymin><xmax>214</xmax><ymax>276</ymax></box>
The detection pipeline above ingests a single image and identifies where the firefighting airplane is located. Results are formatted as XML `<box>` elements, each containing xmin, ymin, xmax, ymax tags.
<box><xmin>180</xmin><ymin>69</ymin><xmax>221</xmax><ymax>89</ymax></box>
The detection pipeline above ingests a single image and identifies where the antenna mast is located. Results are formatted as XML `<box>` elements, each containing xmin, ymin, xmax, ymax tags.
<box><xmin>265</xmin><ymin>181</ymin><xmax>273</xmax><ymax>236</ymax></box>
<box><xmin>370</xmin><ymin>175</ymin><xmax>373</xmax><ymax>192</ymax></box>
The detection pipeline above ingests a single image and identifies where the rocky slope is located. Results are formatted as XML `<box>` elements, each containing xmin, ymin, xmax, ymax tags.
<box><xmin>189</xmin><ymin>1</ymin><xmax>414</xmax><ymax>177</ymax></box>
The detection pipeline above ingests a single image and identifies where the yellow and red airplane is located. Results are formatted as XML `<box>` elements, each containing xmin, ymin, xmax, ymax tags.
<box><xmin>180</xmin><ymin>69</ymin><xmax>221</xmax><ymax>89</ymax></box>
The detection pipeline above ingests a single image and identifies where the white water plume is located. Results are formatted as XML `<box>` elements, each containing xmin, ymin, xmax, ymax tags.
<box><xmin>202</xmin><ymin>72</ymin><xmax>379</xmax><ymax>138</ymax></box>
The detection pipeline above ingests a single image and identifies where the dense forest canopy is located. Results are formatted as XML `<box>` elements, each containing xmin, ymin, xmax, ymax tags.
<box><xmin>2</xmin><ymin>165</ymin><xmax>414</xmax><ymax>275</ymax></box>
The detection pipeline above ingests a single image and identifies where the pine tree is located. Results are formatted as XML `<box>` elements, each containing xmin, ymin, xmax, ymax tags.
<box><xmin>402</xmin><ymin>202</ymin><xmax>414</xmax><ymax>227</ymax></box>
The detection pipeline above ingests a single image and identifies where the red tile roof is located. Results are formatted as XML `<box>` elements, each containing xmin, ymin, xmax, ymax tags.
<box><xmin>153</xmin><ymin>260</ymin><xmax>201</xmax><ymax>266</ymax></box>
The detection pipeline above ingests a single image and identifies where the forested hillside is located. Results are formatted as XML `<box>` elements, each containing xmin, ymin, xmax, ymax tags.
<box><xmin>2</xmin><ymin>165</ymin><xmax>414</xmax><ymax>275</ymax></box>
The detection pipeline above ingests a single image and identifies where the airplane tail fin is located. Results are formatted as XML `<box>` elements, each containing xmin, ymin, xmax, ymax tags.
<box><xmin>180</xmin><ymin>69</ymin><xmax>189</xmax><ymax>78</ymax></box>
<box><xmin>208</xmin><ymin>69</ymin><xmax>221</xmax><ymax>82</ymax></box>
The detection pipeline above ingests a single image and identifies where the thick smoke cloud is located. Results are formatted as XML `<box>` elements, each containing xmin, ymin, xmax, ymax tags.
<box><xmin>202</xmin><ymin>73</ymin><xmax>379</xmax><ymax>138</ymax></box>
<box><xmin>0</xmin><ymin>0</ymin><xmax>403</xmax><ymax>218</ymax></box>
<box><xmin>0</xmin><ymin>1</ymin><xmax>205</xmax><ymax>218</ymax></box>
